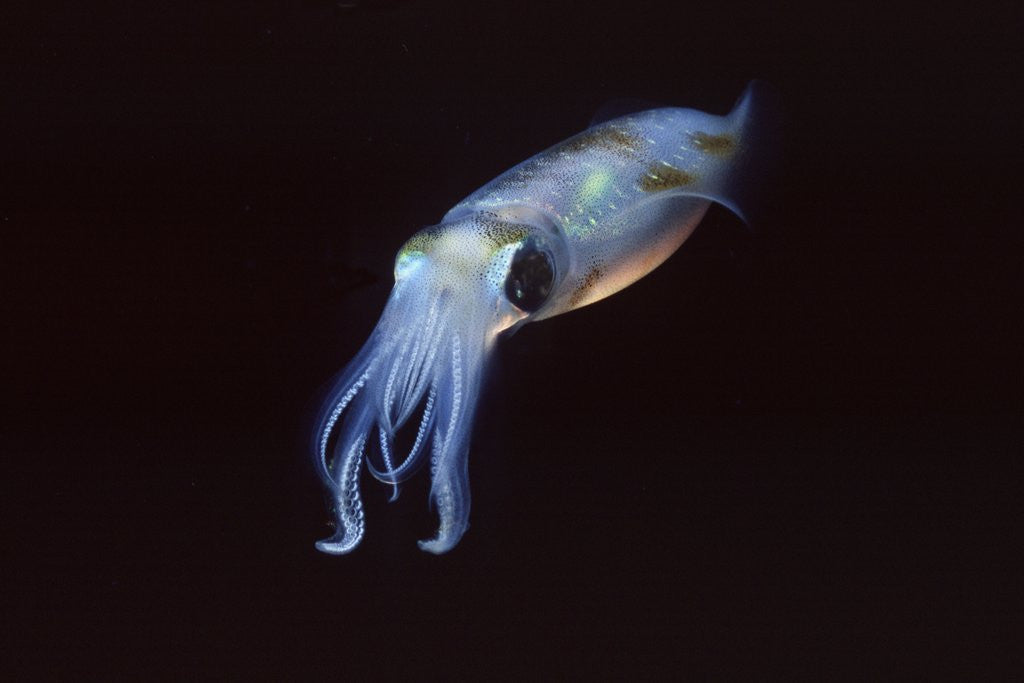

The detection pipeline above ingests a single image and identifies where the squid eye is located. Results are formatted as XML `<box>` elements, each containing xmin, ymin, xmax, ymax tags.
<box><xmin>504</xmin><ymin>239</ymin><xmax>554</xmax><ymax>312</ymax></box>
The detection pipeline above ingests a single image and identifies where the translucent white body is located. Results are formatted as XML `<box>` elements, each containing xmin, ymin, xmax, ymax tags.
<box><xmin>314</xmin><ymin>82</ymin><xmax>775</xmax><ymax>554</ymax></box>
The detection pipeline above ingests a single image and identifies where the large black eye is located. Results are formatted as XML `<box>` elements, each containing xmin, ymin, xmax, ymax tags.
<box><xmin>504</xmin><ymin>239</ymin><xmax>554</xmax><ymax>312</ymax></box>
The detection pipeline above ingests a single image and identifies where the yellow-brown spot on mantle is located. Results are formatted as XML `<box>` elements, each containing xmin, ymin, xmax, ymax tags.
<box><xmin>639</xmin><ymin>162</ymin><xmax>695</xmax><ymax>192</ymax></box>
<box><xmin>560</xmin><ymin>127</ymin><xmax>642</xmax><ymax>157</ymax></box>
<box><xmin>689</xmin><ymin>131</ymin><xmax>736</xmax><ymax>158</ymax></box>
<box><xmin>569</xmin><ymin>265</ymin><xmax>604</xmax><ymax>307</ymax></box>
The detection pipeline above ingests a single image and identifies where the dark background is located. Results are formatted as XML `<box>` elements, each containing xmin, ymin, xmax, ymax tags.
<box><xmin>4</xmin><ymin>0</ymin><xmax>1020</xmax><ymax>677</ymax></box>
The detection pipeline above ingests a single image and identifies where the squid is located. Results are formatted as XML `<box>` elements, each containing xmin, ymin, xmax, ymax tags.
<box><xmin>314</xmin><ymin>82</ymin><xmax>777</xmax><ymax>554</ymax></box>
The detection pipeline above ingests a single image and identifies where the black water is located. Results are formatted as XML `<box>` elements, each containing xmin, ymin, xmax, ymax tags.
<box><xmin>5</xmin><ymin>1</ymin><xmax>1019</xmax><ymax>677</ymax></box>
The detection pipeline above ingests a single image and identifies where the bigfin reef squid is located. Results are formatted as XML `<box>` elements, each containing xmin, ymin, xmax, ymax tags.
<box><xmin>314</xmin><ymin>82</ymin><xmax>779</xmax><ymax>554</ymax></box>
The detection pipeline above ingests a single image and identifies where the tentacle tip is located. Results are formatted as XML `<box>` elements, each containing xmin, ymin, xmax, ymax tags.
<box><xmin>416</xmin><ymin>527</ymin><xmax>467</xmax><ymax>555</ymax></box>
<box><xmin>315</xmin><ymin>534</ymin><xmax>362</xmax><ymax>555</ymax></box>
<box><xmin>416</xmin><ymin>538</ymin><xmax>454</xmax><ymax>555</ymax></box>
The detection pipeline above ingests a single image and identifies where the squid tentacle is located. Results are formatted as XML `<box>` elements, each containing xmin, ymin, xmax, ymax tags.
<box><xmin>369</xmin><ymin>301</ymin><xmax>448</xmax><ymax>493</ymax></box>
<box><xmin>418</xmin><ymin>331</ymin><xmax>475</xmax><ymax>554</ymax></box>
<box><xmin>393</xmin><ymin>299</ymin><xmax>441</xmax><ymax>424</ymax></box>
<box><xmin>367</xmin><ymin>381</ymin><xmax>437</xmax><ymax>486</ymax></box>
<box><xmin>377</xmin><ymin>425</ymin><xmax>400</xmax><ymax>501</ymax></box>
<box><xmin>316</xmin><ymin>367</ymin><xmax>370</xmax><ymax>491</ymax></box>
<box><xmin>380</xmin><ymin>338</ymin><xmax>410</xmax><ymax>430</ymax></box>
<box><xmin>314</xmin><ymin>432</ymin><xmax>368</xmax><ymax>554</ymax></box>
